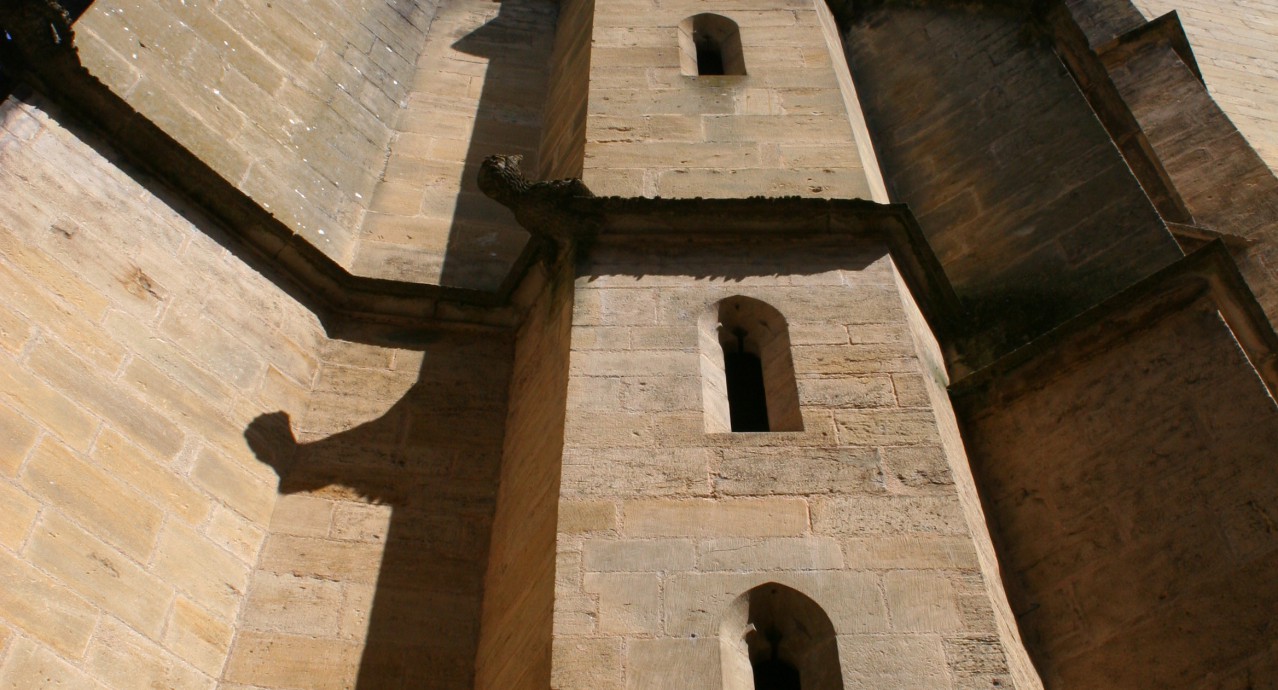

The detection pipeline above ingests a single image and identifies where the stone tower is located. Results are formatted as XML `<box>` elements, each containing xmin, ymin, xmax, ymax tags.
<box><xmin>0</xmin><ymin>1</ymin><xmax>1276</xmax><ymax>689</ymax></box>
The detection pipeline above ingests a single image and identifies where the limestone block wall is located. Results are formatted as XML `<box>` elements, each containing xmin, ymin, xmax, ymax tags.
<box><xmin>582</xmin><ymin>0</ymin><xmax>876</xmax><ymax>199</ymax></box>
<box><xmin>1058</xmin><ymin>0</ymin><xmax>1278</xmax><ymax>327</ymax></box>
<box><xmin>1104</xmin><ymin>38</ymin><xmax>1278</xmax><ymax>325</ymax></box>
<box><xmin>840</xmin><ymin>5</ymin><xmax>1184</xmax><ymax>363</ymax></box>
<box><xmin>0</xmin><ymin>95</ymin><xmax>324</xmax><ymax>687</ymax></box>
<box><xmin>552</xmin><ymin>236</ymin><xmax>1025</xmax><ymax>689</ymax></box>
<box><xmin>538</xmin><ymin>0</ymin><xmax>595</xmax><ymax>182</ymax></box>
<box><xmin>352</xmin><ymin>0</ymin><xmax>558</xmax><ymax>289</ymax></box>
<box><xmin>957</xmin><ymin>299</ymin><xmax>1278</xmax><ymax>687</ymax></box>
<box><xmin>893</xmin><ymin>270</ymin><xmax>1043</xmax><ymax>690</ymax></box>
<box><xmin>1131</xmin><ymin>0</ymin><xmax>1278</xmax><ymax>173</ymax></box>
<box><xmin>226</xmin><ymin>328</ymin><xmax>513</xmax><ymax>689</ymax></box>
<box><xmin>475</xmin><ymin>262</ymin><xmax>575</xmax><ymax>690</ymax></box>
<box><xmin>74</xmin><ymin>0</ymin><xmax>437</xmax><ymax>265</ymax></box>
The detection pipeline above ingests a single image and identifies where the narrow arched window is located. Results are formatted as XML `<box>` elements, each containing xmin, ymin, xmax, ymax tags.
<box><xmin>701</xmin><ymin>297</ymin><xmax>802</xmax><ymax>433</ymax></box>
<box><xmin>679</xmin><ymin>14</ymin><xmax>746</xmax><ymax>77</ymax></box>
<box><xmin>720</xmin><ymin>583</ymin><xmax>843</xmax><ymax>690</ymax></box>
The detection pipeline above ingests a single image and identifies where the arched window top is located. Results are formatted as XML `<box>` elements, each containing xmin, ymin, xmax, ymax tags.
<box><xmin>720</xmin><ymin>582</ymin><xmax>843</xmax><ymax>690</ymax></box>
<box><xmin>679</xmin><ymin>14</ymin><xmax>746</xmax><ymax>77</ymax></box>
<box><xmin>700</xmin><ymin>296</ymin><xmax>802</xmax><ymax>433</ymax></box>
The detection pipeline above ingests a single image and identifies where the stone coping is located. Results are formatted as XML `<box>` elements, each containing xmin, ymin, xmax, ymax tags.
<box><xmin>951</xmin><ymin>240</ymin><xmax>1278</xmax><ymax>403</ymax></box>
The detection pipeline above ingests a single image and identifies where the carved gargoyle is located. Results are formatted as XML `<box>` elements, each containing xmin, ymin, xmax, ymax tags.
<box><xmin>477</xmin><ymin>154</ymin><xmax>599</xmax><ymax>247</ymax></box>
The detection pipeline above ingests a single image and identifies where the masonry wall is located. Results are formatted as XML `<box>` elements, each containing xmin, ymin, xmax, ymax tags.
<box><xmin>839</xmin><ymin>5</ymin><xmax>1184</xmax><ymax>365</ymax></box>
<box><xmin>538</xmin><ymin>0</ymin><xmax>595</xmax><ymax>181</ymax></box>
<box><xmin>74</xmin><ymin>0</ymin><xmax>437</xmax><ymax>265</ymax></box>
<box><xmin>956</xmin><ymin>298</ymin><xmax>1278</xmax><ymax>687</ymax></box>
<box><xmin>1102</xmin><ymin>36</ymin><xmax>1278</xmax><ymax>325</ymax></box>
<box><xmin>893</xmin><ymin>270</ymin><xmax>1043</xmax><ymax>690</ymax></box>
<box><xmin>351</xmin><ymin>0</ymin><xmax>559</xmax><ymax>289</ymax></box>
<box><xmin>1058</xmin><ymin>0</ymin><xmax>1278</xmax><ymax>326</ymax></box>
<box><xmin>474</xmin><ymin>261</ymin><xmax>574</xmax><ymax>690</ymax></box>
<box><xmin>582</xmin><ymin>0</ymin><xmax>876</xmax><ymax>199</ymax></box>
<box><xmin>552</xmin><ymin>236</ymin><xmax>1025</xmax><ymax>689</ymax></box>
<box><xmin>1131</xmin><ymin>0</ymin><xmax>1278</xmax><ymax>173</ymax></box>
<box><xmin>0</xmin><ymin>95</ymin><xmax>324</xmax><ymax>687</ymax></box>
<box><xmin>226</xmin><ymin>327</ymin><xmax>513</xmax><ymax>689</ymax></box>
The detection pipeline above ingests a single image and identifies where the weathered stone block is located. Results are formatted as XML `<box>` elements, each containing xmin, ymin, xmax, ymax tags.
<box><xmin>624</xmin><ymin>498</ymin><xmax>810</xmax><ymax>537</ymax></box>
<box><xmin>842</xmin><ymin>535</ymin><xmax>980</xmax><ymax>571</ymax></box>
<box><xmin>559</xmin><ymin>500</ymin><xmax>620</xmax><ymax>534</ymax></box>
<box><xmin>884</xmin><ymin>571</ymin><xmax>963</xmax><ymax>633</ymax></box>
<box><xmin>583</xmin><ymin>538</ymin><xmax>696</xmax><ymax>572</ymax></box>
<box><xmin>563</xmin><ymin>447</ymin><xmax>710</xmax><ymax>498</ymax></box>
<box><xmin>626</xmin><ymin>638</ymin><xmax>719</xmax><ymax>690</ymax></box>
<box><xmin>165</xmin><ymin>597</ymin><xmax>235</xmax><ymax>677</ymax></box>
<box><xmin>714</xmin><ymin>446</ymin><xmax>883</xmax><ymax>496</ymax></box>
<box><xmin>85</xmin><ymin>617</ymin><xmax>211</xmax><ymax>690</ymax></box>
<box><xmin>833</xmin><ymin>409</ymin><xmax>943</xmax><ymax>446</ymax></box>
<box><xmin>0</xmin><ymin>480</ymin><xmax>38</xmax><ymax>550</ymax></box>
<box><xmin>0</xmin><ymin>637</ymin><xmax>103</xmax><ymax>689</ymax></box>
<box><xmin>241</xmin><ymin>570</ymin><xmax>344</xmax><ymax>636</ymax></box>
<box><xmin>0</xmin><ymin>546</ymin><xmax>96</xmax><ymax>658</ymax></box>
<box><xmin>22</xmin><ymin>438</ymin><xmax>163</xmax><ymax>561</ymax></box>
<box><xmin>837</xmin><ymin>634</ymin><xmax>950</xmax><ymax>688</ymax></box>
<box><xmin>222</xmin><ymin>631</ymin><xmax>360</xmax><ymax>690</ymax></box>
<box><xmin>584</xmin><ymin>572</ymin><xmax>662</xmax><ymax>634</ymax></box>
<box><xmin>552</xmin><ymin>637</ymin><xmax>624</xmax><ymax>690</ymax></box>
<box><xmin>697</xmin><ymin>537</ymin><xmax>844</xmax><ymax>571</ymax></box>
<box><xmin>152</xmin><ymin>521</ymin><xmax>251</xmax><ymax>619</ymax></box>
<box><xmin>26</xmin><ymin>512</ymin><xmax>170</xmax><ymax>639</ymax></box>
<box><xmin>810</xmin><ymin>495</ymin><xmax>967</xmax><ymax>535</ymax></box>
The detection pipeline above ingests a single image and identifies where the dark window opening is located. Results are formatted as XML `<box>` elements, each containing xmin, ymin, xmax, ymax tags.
<box><xmin>721</xmin><ymin>582</ymin><xmax>841</xmax><ymax>690</ymax></box>
<box><xmin>695</xmin><ymin>35</ymin><xmax>726</xmax><ymax>75</ymax></box>
<box><xmin>724</xmin><ymin>329</ymin><xmax>769</xmax><ymax>432</ymax></box>
<box><xmin>679</xmin><ymin>14</ymin><xmax>745</xmax><ymax>77</ymax></box>
<box><xmin>753</xmin><ymin>658</ymin><xmax>802</xmax><ymax>690</ymax></box>
<box><xmin>752</xmin><ymin>625</ymin><xmax>801</xmax><ymax>690</ymax></box>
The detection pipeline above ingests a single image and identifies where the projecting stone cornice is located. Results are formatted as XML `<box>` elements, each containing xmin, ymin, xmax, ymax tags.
<box><xmin>1094</xmin><ymin>10</ymin><xmax>1204</xmax><ymax>84</ymax></box>
<box><xmin>478</xmin><ymin>154</ymin><xmax>969</xmax><ymax>363</ymax></box>
<box><xmin>950</xmin><ymin>240</ymin><xmax>1278</xmax><ymax>403</ymax></box>
<box><xmin>821</xmin><ymin>0</ymin><xmax>1041</xmax><ymax>30</ymax></box>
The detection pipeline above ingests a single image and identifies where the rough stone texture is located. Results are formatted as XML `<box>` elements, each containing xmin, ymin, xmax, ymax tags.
<box><xmin>552</xmin><ymin>236</ymin><xmax>1021</xmax><ymax>688</ymax></box>
<box><xmin>474</xmin><ymin>261</ymin><xmax>574</xmax><ymax>689</ymax></box>
<box><xmin>958</xmin><ymin>299</ymin><xmax>1278</xmax><ymax>688</ymax></box>
<box><xmin>228</xmin><ymin>330</ymin><xmax>512</xmax><ymax>690</ymax></box>
<box><xmin>841</xmin><ymin>5</ymin><xmax>1184</xmax><ymax>365</ymax></box>
<box><xmin>352</xmin><ymin>0</ymin><xmax>558</xmax><ymax>289</ymax></box>
<box><xmin>74</xmin><ymin>0</ymin><xmax>437</xmax><ymax>266</ymax></box>
<box><xmin>1104</xmin><ymin>38</ymin><xmax>1278</xmax><ymax>326</ymax></box>
<box><xmin>581</xmin><ymin>0</ymin><xmax>878</xmax><ymax>200</ymax></box>
<box><xmin>0</xmin><ymin>95</ymin><xmax>323</xmax><ymax>687</ymax></box>
<box><xmin>1131</xmin><ymin>0</ymin><xmax>1278</xmax><ymax>173</ymax></box>
<box><xmin>2</xmin><ymin>1</ymin><xmax>1277</xmax><ymax>688</ymax></box>
<box><xmin>0</xmin><ymin>92</ymin><xmax>517</xmax><ymax>690</ymax></box>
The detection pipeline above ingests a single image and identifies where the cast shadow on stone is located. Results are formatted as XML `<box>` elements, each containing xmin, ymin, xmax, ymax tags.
<box><xmin>436</xmin><ymin>0</ymin><xmax>558</xmax><ymax>290</ymax></box>
<box><xmin>245</xmin><ymin>353</ymin><xmax>509</xmax><ymax>689</ymax></box>
<box><xmin>581</xmin><ymin>243</ymin><xmax>884</xmax><ymax>287</ymax></box>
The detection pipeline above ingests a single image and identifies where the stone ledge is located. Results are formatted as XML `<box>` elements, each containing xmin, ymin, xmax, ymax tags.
<box><xmin>951</xmin><ymin>240</ymin><xmax>1278</xmax><ymax>404</ymax></box>
<box><xmin>1095</xmin><ymin>11</ymin><xmax>1204</xmax><ymax>85</ymax></box>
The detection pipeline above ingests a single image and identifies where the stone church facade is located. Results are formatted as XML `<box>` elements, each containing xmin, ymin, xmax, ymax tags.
<box><xmin>0</xmin><ymin>0</ymin><xmax>1275</xmax><ymax>688</ymax></box>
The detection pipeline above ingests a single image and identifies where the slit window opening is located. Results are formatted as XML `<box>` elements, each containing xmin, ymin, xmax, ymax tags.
<box><xmin>695</xmin><ymin>34</ymin><xmax>726</xmax><ymax>76</ymax></box>
<box><xmin>724</xmin><ymin>328</ymin><xmax>769</xmax><ymax>431</ymax></box>
<box><xmin>702</xmin><ymin>296</ymin><xmax>803</xmax><ymax>433</ymax></box>
<box><xmin>679</xmin><ymin>14</ymin><xmax>746</xmax><ymax>77</ymax></box>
